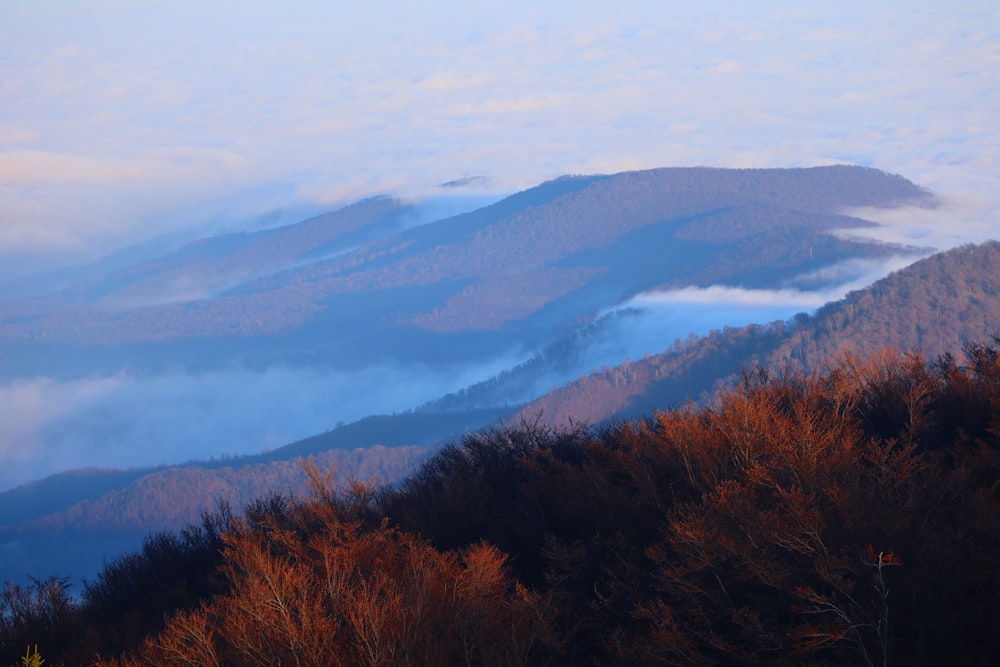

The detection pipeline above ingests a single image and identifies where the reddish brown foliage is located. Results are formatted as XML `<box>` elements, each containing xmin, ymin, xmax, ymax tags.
<box><xmin>99</xmin><ymin>471</ymin><xmax>555</xmax><ymax>667</ymax></box>
<box><xmin>13</xmin><ymin>343</ymin><xmax>1000</xmax><ymax>666</ymax></box>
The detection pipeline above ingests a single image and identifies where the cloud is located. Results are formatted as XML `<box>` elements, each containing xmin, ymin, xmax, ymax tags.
<box><xmin>418</xmin><ymin>70</ymin><xmax>492</xmax><ymax>93</ymax></box>
<box><xmin>839</xmin><ymin>171</ymin><xmax>1000</xmax><ymax>251</ymax></box>
<box><xmin>632</xmin><ymin>285</ymin><xmax>828</xmax><ymax>309</ymax></box>
<box><xmin>586</xmin><ymin>251</ymin><xmax>928</xmax><ymax>368</ymax></box>
<box><xmin>0</xmin><ymin>350</ymin><xmax>530</xmax><ymax>492</ymax></box>
<box><xmin>0</xmin><ymin>0</ymin><xmax>995</xmax><ymax>278</ymax></box>
<box><xmin>0</xmin><ymin>151</ymin><xmax>153</xmax><ymax>186</ymax></box>
<box><xmin>0</xmin><ymin>126</ymin><xmax>40</xmax><ymax>145</ymax></box>
<box><xmin>621</xmin><ymin>252</ymin><xmax>923</xmax><ymax>313</ymax></box>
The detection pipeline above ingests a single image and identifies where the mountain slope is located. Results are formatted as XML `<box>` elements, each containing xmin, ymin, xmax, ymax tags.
<box><xmin>0</xmin><ymin>166</ymin><xmax>930</xmax><ymax>376</ymax></box>
<box><xmin>3</xmin><ymin>241</ymin><xmax>998</xmax><ymax>587</ymax></box>
<box><xmin>0</xmin><ymin>407</ymin><xmax>509</xmax><ymax>530</ymax></box>
<box><xmin>520</xmin><ymin>241</ymin><xmax>1000</xmax><ymax>426</ymax></box>
<box><xmin>0</xmin><ymin>408</ymin><xmax>514</xmax><ymax>585</ymax></box>
<box><xmin>64</xmin><ymin>196</ymin><xmax>415</xmax><ymax>306</ymax></box>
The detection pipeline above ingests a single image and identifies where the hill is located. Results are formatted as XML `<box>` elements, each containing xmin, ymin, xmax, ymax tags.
<box><xmin>0</xmin><ymin>407</ymin><xmax>510</xmax><ymax>584</ymax></box>
<box><xmin>2</xmin><ymin>241</ymin><xmax>998</xmax><ymax>586</ymax></box>
<box><xmin>520</xmin><ymin>240</ymin><xmax>1000</xmax><ymax>425</ymax></box>
<box><xmin>4</xmin><ymin>341</ymin><xmax>998</xmax><ymax>666</ymax></box>
<box><xmin>0</xmin><ymin>165</ymin><xmax>930</xmax><ymax>377</ymax></box>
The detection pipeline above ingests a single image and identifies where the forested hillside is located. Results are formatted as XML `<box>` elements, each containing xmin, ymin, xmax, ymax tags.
<box><xmin>0</xmin><ymin>409</ymin><xmax>514</xmax><ymax>585</ymax></box>
<box><xmin>3</xmin><ymin>342</ymin><xmax>998</xmax><ymax>666</ymax></box>
<box><xmin>4</xmin><ymin>242</ymin><xmax>998</xmax><ymax>588</ymax></box>
<box><xmin>0</xmin><ymin>165</ymin><xmax>927</xmax><ymax>376</ymax></box>
<box><xmin>522</xmin><ymin>241</ymin><xmax>1000</xmax><ymax>425</ymax></box>
<box><xmin>0</xmin><ymin>409</ymin><xmax>507</xmax><ymax>530</ymax></box>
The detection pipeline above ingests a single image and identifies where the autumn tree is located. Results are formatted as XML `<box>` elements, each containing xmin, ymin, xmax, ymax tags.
<box><xmin>105</xmin><ymin>466</ymin><xmax>556</xmax><ymax>667</ymax></box>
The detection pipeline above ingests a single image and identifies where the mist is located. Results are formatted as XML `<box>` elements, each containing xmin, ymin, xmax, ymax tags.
<box><xmin>0</xmin><ymin>247</ymin><xmax>949</xmax><ymax>493</ymax></box>
<box><xmin>416</xmin><ymin>250</ymin><xmax>931</xmax><ymax>417</ymax></box>
<box><xmin>569</xmin><ymin>253</ymin><xmax>927</xmax><ymax>381</ymax></box>
<box><xmin>0</xmin><ymin>351</ymin><xmax>530</xmax><ymax>493</ymax></box>
<box><xmin>2</xmin><ymin>1</ymin><xmax>997</xmax><ymax>499</ymax></box>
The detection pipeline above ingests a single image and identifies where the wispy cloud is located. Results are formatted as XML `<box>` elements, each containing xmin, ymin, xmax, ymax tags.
<box><xmin>632</xmin><ymin>286</ymin><xmax>828</xmax><ymax>310</ymax></box>
<box><xmin>622</xmin><ymin>252</ymin><xmax>924</xmax><ymax>313</ymax></box>
<box><xmin>591</xmin><ymin>251</ymin><xmax>927</xmax><ymax>367</ymax></box>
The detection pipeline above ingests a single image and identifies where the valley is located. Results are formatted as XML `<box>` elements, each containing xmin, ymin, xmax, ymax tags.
<box><xmin>2</xmin><ymin>166</ymin><xmax>996</xmax><ymax>591</ymax></box>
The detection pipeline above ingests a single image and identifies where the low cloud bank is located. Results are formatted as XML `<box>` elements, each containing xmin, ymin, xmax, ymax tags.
<box><xmin>841</xmin><ymin>182</ymin><xmax>1000</xmax><ymax>252</ymax></box>
<box><xmin>588</xmin><ymin>253</ymin><xmax>925</xmax><ymax>369</ymax></box>
<box><xmin>0</xmin><ymin>351</ymin><xmax>528</xmax><ymax>493</ymax></box>
<box><xmin>0</xmin><ymin>249</ymin><xmax>972</xmax><ymax>492</ymax></box>
<box><xmin>445</xmin><ymin>254</ymin><xmax>930</xmax><ymax>414</ymax></box>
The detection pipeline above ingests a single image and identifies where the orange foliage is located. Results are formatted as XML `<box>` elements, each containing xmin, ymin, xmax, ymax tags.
<box><xmin>62</xmin><ymin>343</ymin><xmax>1000</xmax><ymax>665</ymax></box>
<box><xmin>105</xmin><ymin>473</ymin><xmax>554</xmax><ymax>667</ymax></box>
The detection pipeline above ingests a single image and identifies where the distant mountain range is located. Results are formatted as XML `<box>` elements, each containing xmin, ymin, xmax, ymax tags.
<box><xmin>3</xmin><ymin>236</ymin><xmax>998</xmax><ymax>584</ymax></box>
<box><xmin>0</xmin><ymin>165</ymin><xmax>929</xmax><ymax>377</ymax></box>
<box><xmin>7</xmin><ymin>164</ymin><xmax>992</xmax><ymax>586</ymax></box>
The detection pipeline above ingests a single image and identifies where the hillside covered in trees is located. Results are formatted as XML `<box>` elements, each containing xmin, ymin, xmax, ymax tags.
<box><xmin>0</xmin><ymin>410</ymin><xmax>507</xmax><ymax>585</ymax></box>
<box><xmin>0</xmin><ymin>165</ymin><xmax>928</xmax><ymax>378</ymax></box>
<box><xmin>3</xmin><ymin>341</ymin><xmax>999</xmax><ymax>666</ymax></box>
<box><xmin>520</xmin><ymin>240</ymin><xmax>1000</xmax><ymax>426</ymax></box>
<box><xmin>3</xmin><ymin>241</ymin><xmax>999</xmax><ymax>589</ymax></box>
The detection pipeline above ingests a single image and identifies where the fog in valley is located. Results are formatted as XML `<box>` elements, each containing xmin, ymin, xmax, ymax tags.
<box><xmin>0</xmin><ymin>249</ymin><xmax>936</xmax><ymax>491</ymax></box>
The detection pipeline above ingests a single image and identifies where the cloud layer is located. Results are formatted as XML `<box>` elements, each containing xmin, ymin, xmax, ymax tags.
<box><xmin>1</xmin><ymin>1</ymin><xmax>997</xmax><ymax>277</ymax></box>
<box><xmin>591</xmin><ymin>253</ymin><xmax>921</xmax><ymax>366</ymax></box>
<box><xmin>0</xmin><ymin>351</ymin><xmax>531</xmax><ymax>492</ymax></box>
<box><xmin>0</xmin><ymin>258</ymin><xmax>913</xmax><ymax>492</ymax></box>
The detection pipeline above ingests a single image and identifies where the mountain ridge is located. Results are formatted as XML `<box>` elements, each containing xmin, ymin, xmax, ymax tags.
<box><xmin>2</xmin><ymin>240</ymin><xmax>998</xmax><ymax>587</ymax></box>
<box><xmin>0</xmin><ymin>164</ymin><xmax>964</xmax><ymax>586</ymax></box>
<box><xmin>0</xmin><ymin>165</ymin><xmax>929</xmax><ymax>355</ymax></box>
<box><xmin>519</xmin><ymin>240</ymin><xmax>1000</xmax><ymax>426</ymax></box>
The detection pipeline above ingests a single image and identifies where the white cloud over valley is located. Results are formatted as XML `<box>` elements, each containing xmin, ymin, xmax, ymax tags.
<box><xmin>0</xmin><ymin>352</ymin><xmax>530</xmax><ymax>492</ymax></box>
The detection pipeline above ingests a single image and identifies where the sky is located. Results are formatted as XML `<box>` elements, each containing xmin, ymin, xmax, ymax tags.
<box><xmin>1</xmin><ymin>1</ymin><xmax>999</xmax><ymax>490</ymax></box>
<box><xmin>1</xmin><ymin>0</ymin><xmax>998</xmax><ymax>281</ymax></box>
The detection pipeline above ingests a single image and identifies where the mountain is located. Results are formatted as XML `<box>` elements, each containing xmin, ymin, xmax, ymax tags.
<box><xmin>0</xmin><ymin>408</ymin><xmax>509</xmax><ymax>584</ymax></box>
<box><xmin>59</xmin><ymin>196</ymin><xmax>413</xmax><ymax>307</ymax></box>
<box><xmin>519</xmin><ymin>240</ymin><xmax>1000</xmax><ymax>425</ymax></box>
<box><xmin>4</xmin><ymin>165</ymin><xmax>996</xmax><ymax>664</ymax></box>
<box><xmin>0</xmin><ymin>164</ymin><xmax>953</xmax><ymax>585</ymax></box>
<box><xmin>0</xmin><ymin>165</ymin><xmax>929</xmax><ymax>377</ymax></box>
<box><xmin>3</xmin><ymin>240</ymin><xmax>998</xmax><ymax>587</ymax></box>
